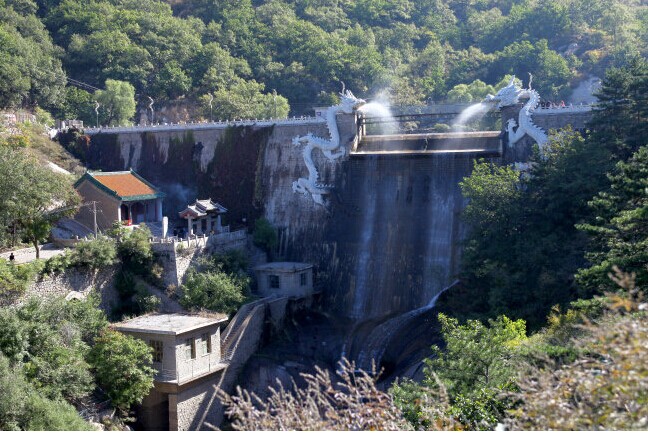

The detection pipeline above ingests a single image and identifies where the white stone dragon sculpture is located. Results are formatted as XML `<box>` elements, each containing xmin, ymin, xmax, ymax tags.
<box><xmin>485</xmin><ymin>76</ymin><xmax>548</xmax><ymax>152</ymax></box>
<box><xmin>292</xmin><ymin>90</ymin><xmax>365</xmax><ymax>205</ymax></box>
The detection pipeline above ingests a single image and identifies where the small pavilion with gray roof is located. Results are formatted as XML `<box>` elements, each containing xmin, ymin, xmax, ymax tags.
<box><xmin>178</xmin><ymin>198</ymin><xmax>227</xmax><ymax>236</ymax></box>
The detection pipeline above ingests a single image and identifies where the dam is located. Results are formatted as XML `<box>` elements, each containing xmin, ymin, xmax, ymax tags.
<box><xmin>76</xmin><ymin>82</ymin><xmax>593</xmax><ymax>372</ymax></box>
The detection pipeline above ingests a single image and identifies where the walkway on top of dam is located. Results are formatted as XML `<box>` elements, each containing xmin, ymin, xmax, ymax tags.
<box><xmin>352</xmin><ymin>131</ymin><xmax>502</xmax><ymax>156</ymax></box>
<box><xmin>79</xmin><ymin>116</ymin><xmax>325</xmax><ymax>135</ymax></box>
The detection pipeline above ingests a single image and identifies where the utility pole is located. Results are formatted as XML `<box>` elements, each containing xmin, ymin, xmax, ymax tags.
<box><xmin>92</xmin><ymin>201</ymin><xmax>98</xmax><ymax>237</ymax></box>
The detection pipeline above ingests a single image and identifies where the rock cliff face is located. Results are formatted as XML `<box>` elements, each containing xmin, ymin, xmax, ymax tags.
<box><xmin>82</xmin><ymin>115</ymin><xmax>495</xmax><ymax>320</ymax></box>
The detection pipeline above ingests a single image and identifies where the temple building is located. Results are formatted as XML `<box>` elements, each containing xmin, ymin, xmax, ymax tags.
<box><xmin>74</xmin><ymin>169</ymin><xmax>166</xmax><ymax>231</ymax></box>
<box><xmin>179</xmin><ymin>199</ymin><xmax>228</xmax><ymax>236</ymax></box>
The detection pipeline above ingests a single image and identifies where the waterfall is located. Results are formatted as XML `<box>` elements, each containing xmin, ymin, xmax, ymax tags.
<box><xmin>354</xmin><ymin>280</ymin><xmax>459</xmax><ymax>371</ymax></box>
<box><xmin>337</xmin><ymin>153</ymin><xmax>472</xmax><ymax>320</ymax></box>
<box><xmin>350</xmin><ymin>156</ymin><xmax>379</xmax><ymax>319</ymax></box>
<box><xmin>452</xmin><ymin>102</ymin><xmax>491</xmax><ymax>131</ymax></box>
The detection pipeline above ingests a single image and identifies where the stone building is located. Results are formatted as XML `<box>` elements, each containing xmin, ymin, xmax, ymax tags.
<box><xmin>112</xmin><ymin>313</ymin><xmax>228</xmax><ymax>430</ymax></box>
<box><xmin>254</xmin><ymin>262</ymin><xmax>314</xmax><ymax>297</ymax></box>
<box><xmin>74</xmin><ymin>169</ymin><xmax>166</xmax><ymax>232</ymax></box>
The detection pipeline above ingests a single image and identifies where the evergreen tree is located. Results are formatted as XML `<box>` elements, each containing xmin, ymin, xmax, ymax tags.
<box><xmin>577</xmin><ymin>145</ymin><xmax>648</xmax><ymax>293</ymax></box>
<box><xmin>588</xmin><ymin>57</ymin><xmax>648</xmax><ymax>160</ymax></box>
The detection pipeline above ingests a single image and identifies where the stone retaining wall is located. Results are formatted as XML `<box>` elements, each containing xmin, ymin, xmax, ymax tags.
<box><xmin>153</xmin><ymin>231</ymin><xmax>248</xmax><ymax>289</ymax></box>
<box><xmin>15</xmin><ymin>266</ymin><xmax>120</xmax><ymax>312</ymax></box>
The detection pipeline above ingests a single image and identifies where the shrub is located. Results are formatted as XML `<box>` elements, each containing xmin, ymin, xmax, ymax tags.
<box><xmin>433</xmin><ymin>123</ymin><xmax>451</xmax><ymax>132</ymax></box>
<box><xmin>70</xmin><ymin>236</ymin><xmax>117</xmax><ymax>270</ymax></box>
<box><xmin>113</xmin><ymin>271</ymin><xmax>159</xmax><ymax>318</ymax></box>
<box><xmin>0</xmin><ymin>354</ymin><xmax>92</xmax><ymax>431</ymax></box>
<box><xmin>88</xmin><ymin>330</ymin><xmax>155</xmax><ymax>413</ymax></box>
<box><xmin>118</xmin><ymin>225</ymin><xmax>153</xmax><ymax>275</ymax></box>
<box><xmin>391</xmin><ymin>376</ymin><xmax>457</xmax><ymax>430</ymax></box>
<box><xmin>0</xmin><ymin>259</ymin><xmax>40</xmax><ymax>302</ymax></box>
<box><xmin>34</xmin><ymin>107</ymin><xmax>55</xmax><ymax>128</ymax></box>
<box><xmin>180</xmin><ymin>268</ymin><xmax>248</xmax><ymax>314</ymax></box>
<box><xmin>507</xmin><ymin>286</ymin><xmax>648</xmax><ymax>430</ymax></box>
<box><xmin>252</xmin><ymin>218</ymin><xmax>277</xmax><ymax>254</ymax></box>
<box><xmin>42</xmin><ymin>253</ymin><xmax>72</xmax><ymax>275</ymax></box>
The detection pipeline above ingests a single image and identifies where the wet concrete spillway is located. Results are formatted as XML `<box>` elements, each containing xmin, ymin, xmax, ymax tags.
<box><xmin>327</xmin><ymin>132</ymin><xmax>502</xmax><ymax>321</ymax></box>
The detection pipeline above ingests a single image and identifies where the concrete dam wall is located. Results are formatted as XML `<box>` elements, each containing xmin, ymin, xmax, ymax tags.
<box><xmin>323</xmin><ymin>153</ymin><xmax>495</xmax><ymax>319</ymax></box>
<box><xmin>79</xmin><ymin>114</ymin><xmax>508</xmax><ymax>321</ymax></box>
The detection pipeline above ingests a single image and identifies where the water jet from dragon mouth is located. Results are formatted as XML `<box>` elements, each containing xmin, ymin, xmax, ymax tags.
<box><xmin>452</xmin><ymin>102</ymin><xmax>491</xmax><ymax>131</ymax></box>
<box><xmin>358</xmin><ymin>99</ymin><xmax>397</xmax><ymax>135</ymax></box>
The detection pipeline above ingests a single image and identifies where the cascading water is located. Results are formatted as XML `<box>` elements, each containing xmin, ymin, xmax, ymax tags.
<box><xmin>333</xmin><ymin>153</ymin><xmax>473</xmax><ymax>320</ymax></box>
<box><xmin>452</xmin><ymin>102</ymin><xmax>491</xmax><ymax>131</ymax></box>
<box><xmin>350</xmin><ymin>156</ymin><xmax>379</xmax><ymax>319</ymax></box>
<box><xmin>354</xmin><ymin>280</ymin><xmax>459</xmax><ymax>371</ymax></box>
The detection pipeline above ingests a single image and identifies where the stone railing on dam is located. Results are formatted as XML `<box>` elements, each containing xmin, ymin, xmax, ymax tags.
<box><xmin>533</xmin><ymin>103</ymin><xmax>594</xmax><ymax>115</ymax></box>
<box><xmin>80</xmin><ymin>116</ymin><xmax>325</xmax><ymax>135</ymax></box>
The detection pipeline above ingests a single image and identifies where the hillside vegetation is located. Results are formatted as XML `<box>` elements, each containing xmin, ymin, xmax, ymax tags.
<box><xmin>1</xmin><ymin>0</ymin><xmax>647</xmax><ymax>123</ymax></box>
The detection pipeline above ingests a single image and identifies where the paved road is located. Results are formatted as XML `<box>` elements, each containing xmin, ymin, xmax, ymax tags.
<box><xmin>0</xmin><ymin>243</ymin><xmax>67</xmax><ymax>264</ymax></box>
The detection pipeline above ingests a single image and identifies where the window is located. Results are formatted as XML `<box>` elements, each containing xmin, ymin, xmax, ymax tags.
<box><xmin>269</xmin><ymin>274</ymin><xmax>280</xmax><ymax>289</ymax></box>
<box><xmin>150</xmin><ymin>340</ymin><xmax>163</xmax><ymax>363</ymax></box>
<box><xmin>185</xmin><ymin>338</ymin><xmax>196</xmax><ymax>360</ymax></box>
<box><xmin>201</xmin><ymin>333</ymin><xmax>212</xmax><ymax>355</ymax></box>
<box><xmin>300</xmin><ymin>272</ymin><xmax>307</xmax><ymax>286</ymax></box>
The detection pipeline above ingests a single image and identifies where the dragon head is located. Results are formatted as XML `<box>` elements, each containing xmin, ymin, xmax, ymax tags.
<box><xmin>484</xmin><ymin>76</ymin><xmax>522</xmax><ymax>109</ymax></box>
<box><xmin>338</xmin><ymin>89</ymin><xmax>366</xmax><ymax>113</ymax></box>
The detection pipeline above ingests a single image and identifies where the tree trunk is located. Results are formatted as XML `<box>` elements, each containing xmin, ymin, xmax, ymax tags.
<box><xmin>33</xmin><ymin>239</ymin><xmax>40</xmax><ymax>259</ymax></box>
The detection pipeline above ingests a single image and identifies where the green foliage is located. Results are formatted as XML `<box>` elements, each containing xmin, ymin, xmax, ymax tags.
<box><xmin>1</xmin><ymin>0</ymin><xmax>645</xmax><ymax>116</ymax></box>
<box><xmin>427</xmin><ymin>314</ymin><xmax>526</xmax><ymax>397</ymax></box>
<box><xmin>70</xmin><ymin>236</ymin><xmax>117</xmax><ymax>270</ymax></box>
<box><xmin>94</xmin><ymin>79</ymin><xmax>136</xmax><ymax>126</ymax></box>
<box><xmin>0</xmin><ymin>5</ymin><xmax>66</xmax><ymax>108</ymax></box>
<box><xmin>489</xmin><ymin>39</ymin><xmax>574</xmax><ymax>98</ymax></box>
<box><xmin>447</xmin><ymin>79</ymin><xmax>495</xmax><ymax>103</ymax></box>
<box><xmin>0</xmin><ymin>354</ymin><xmax>92</xmax><ymax>431</ymax></box>
<box><xmin>22</xmin><ymin>390</ymin><xmax>93</xmax><ymax>430</ymax></box>
<box><xmin>456</xmin><ymin>129</ymin><xmax>612</xmax><ymax>327</ymax></box>
<box><xmin>577</xmin><ymin>145</ymin><xmax>648</xmax><ymax>294</ymax></box>
<box><xmin>0</xmin><ymin>296</ymin><xmax>109</xmax><ymax>412</ymax></box>
<box><xmin>52</xmin><ymin>86</ymin><xmax>97</xmax><ymax>126</ymax></box>
<box><xmin>0</xmin><ymin>146</ymin><xmax>79</xmax><ymax>254</ymax></box>
<box><xmin>113</xmin><ymin>271</ymin><xmax>160</xmax><ymax>319</ymax></box>
<box><xmin>252</xmin><ymin>218</ymin><xmax>278</xmax><ymax>254</ymax></box>
<box><xmin>587</xmin><ymin>57</ymin><xmax>648</xmax><ymax>160</ymax></box>
<box><xmin>34</xmin><ymin>107</ymin><xmax>54</xmax><ymax>127</ymax></box>
<box><xmin>117</xmin><ymin>224</ymin><xmax>153</xmax><ymax>275</ymax></box>
<box><xmin>0</xmin><ymin>259</ymin><xmax>40</xmax><ymax>301</ymax></box>
<box><xmin>42</xmin><ymin>252</ymin><xmax>72</xmax><ymax>275</ymax></box>
<box><xmin>202</xmin><ymin>80</ymin><xmax>290</xmax><ymax>120</ymax></box>
<box><xmin>180</xmin><ymin>267</ymin><xmax>248</xmax><ymax>314</ymax></box>
<box><xmin>88</xmin><ymin>329</ymin><xmax>155</xmax><ymax>413</ymax></box>
<box><xmin>197</xmin><ymin>249</ymin><xmax>249</xmax><ymax>277</ymax></box>
<box><xmin>392</xmin><ymin>313</ymin><xmax>525</xmax><ymax>430</ymax></box>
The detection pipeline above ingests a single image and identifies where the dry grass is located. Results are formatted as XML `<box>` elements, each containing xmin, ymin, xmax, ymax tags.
<box><xmin>507</xmin><ymin>269</ymin><xmax>648</xmax><ymax>430</ymax></box>
<box><xmin>218</xmin><ymin>359</ymin><xmax>411</xmax><ymax>431</ymax></box>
